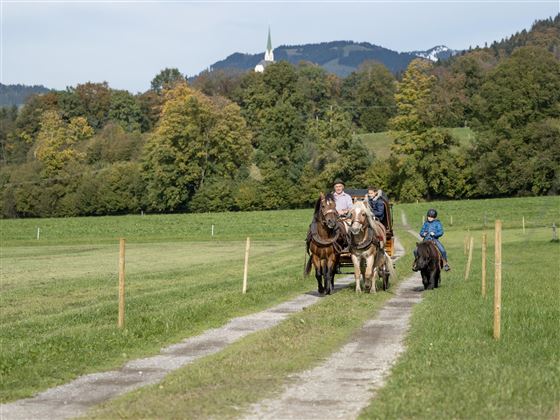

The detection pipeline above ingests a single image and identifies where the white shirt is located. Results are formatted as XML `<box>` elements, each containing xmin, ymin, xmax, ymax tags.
<box><xmin>333</xmin><ymin>191</ymin><xmax>353</xmax><ymax>212</ymax></box>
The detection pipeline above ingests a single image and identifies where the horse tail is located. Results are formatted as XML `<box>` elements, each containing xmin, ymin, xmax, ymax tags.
<box><xmin>385</xmin><ymin>252</ymin><xmax>397</xmax><ymax>281</ymax></box>
<box><xmin>304</xmin><ymin>255</ymin><xmax>313</xmax><ymax>277</ymax></box>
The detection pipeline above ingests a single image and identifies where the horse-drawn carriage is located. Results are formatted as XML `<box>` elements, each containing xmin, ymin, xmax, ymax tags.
<box><xmin>338</xmin><ymin>189</ymin><xmax>394</xmax><ymax>267</ymax></box>
<box><xmin>305</xmin><ymin>190</ymin><xmax>396</xmax><ymax>295</ymax></box>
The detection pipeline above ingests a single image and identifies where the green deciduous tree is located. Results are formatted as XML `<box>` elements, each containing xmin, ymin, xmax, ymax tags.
<box><xmin>342</xmin><ymin>61</ymin><xmax>396</xmax><ymax>132</ymax></box>
<box><xmin>142</xmin><ymin>83</ymin><xmax>252</xmax><ymax>212</ymax></box>
<box><xmin>151</xmin><ymin>68</ymin><xmax>185</xmax><ymax>94</ymax></box>
<box><xmin>389</xmin><ymin>59</ymin><xmax>461</xmax><ymax>200</ymax></box>
<box><xmin>108</xmin><ymin>90</ymin><xmax>143</xmax><ymax>132</ymax></box>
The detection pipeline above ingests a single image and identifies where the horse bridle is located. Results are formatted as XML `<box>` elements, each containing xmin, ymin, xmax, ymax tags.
<box><xmin>320</xmin><ymin>199</ymin><xmax>337</xmax><ymax>218</ymax></box>
<box><xmin>349</xmin><ymin>210</ymin><xmax>377</xmax><ymax>250</ymax></box>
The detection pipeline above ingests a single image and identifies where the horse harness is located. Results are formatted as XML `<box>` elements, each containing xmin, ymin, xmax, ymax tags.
<box><xmin>306</xmin><ymin>220</ymin><xmax>344</xmax><ymax>254</ymax></box>
<box><xmin>349</xmin><ymin>223</ymin><xmax>379</xmax><ymax>251</ymax></box>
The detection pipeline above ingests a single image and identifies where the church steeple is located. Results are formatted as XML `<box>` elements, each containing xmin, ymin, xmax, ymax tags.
<box><xmin>264</xmin><ymin>26</ymin><xmax>274</xmax><ymax>62</ymax></box>
<box><xmin>255</xmin><ymin>27</ymin><xmax>275</xmax><ymax>73</ymax></box>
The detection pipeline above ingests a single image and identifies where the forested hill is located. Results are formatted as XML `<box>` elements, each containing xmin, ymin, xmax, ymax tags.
<box><xmin>206</xmin><ymin>41</ymin><xmax>458</xmax><ymax>77</ymax></box>
<box><xmin>487</xmin><ymin>15</ymin><xmax>560</xmax><ymax>56</ymax></box>
<box><xmin>0</xmin><ymin>84</ymin><xmax>51</xmax><ymax>107</ymax></box>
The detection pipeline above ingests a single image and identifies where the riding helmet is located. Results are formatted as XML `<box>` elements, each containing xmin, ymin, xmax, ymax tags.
<box><xmin>427</xmin><ymin>208</ymin><xmax>437</xmax><ymax>218</ymax></box>
<box><xmin>333</xmin><ymin>178</ymin><xmax>345</xmax><ymax>187</ymax></box>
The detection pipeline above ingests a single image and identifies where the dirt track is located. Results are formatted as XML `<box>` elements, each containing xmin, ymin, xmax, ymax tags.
<box><xmin>1</xmin><ymin>236</ymin><xmax>423</xmax><ymax>420</ymax></box>
<box><xmin>243</xmin><ymin>255</ymin><xmax>422</xmax><ymax>418</ymax></box>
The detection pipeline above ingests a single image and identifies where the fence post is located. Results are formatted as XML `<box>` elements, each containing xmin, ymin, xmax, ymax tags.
<box><xmin>464</xmin><ymin>236</ymin><xmax>474</xmax><ymax>280</ymax></box>
<box><xmin>450</xmin><ymin>215</ymin><xmax>453</xmax><ymax>226</ymax></box>
<box><xmin>552</xmin><ymin>223</ymin><xmax>558</xmax><ymax>242</ymax></box>
<box><xmin>36</xmin><ymin>227</ymin><xmax>40</xmax><ymax>240</ymax></box>
<box><xmin>493</xmin><ymin>221</ymin><xmax>502</xmax><ymax>340</ymax></box>
<box><xmin>242</xmin><ymin>237</ymin><xmax>250</xmax><ymax>294</ymax></box>
<box><xmin>481</xmin><ymin>232</ymin><xmax>487</xmax><ymax>298</ymax></box>
<box><xmin>118</xmin><ymin>238</ymin><xmax>126</xmax><ymax>329</ymax></box>
<box><xmin>522</xmin><ymin>216</ymin><xmax>525</xmax><ymax>234</ymax></box>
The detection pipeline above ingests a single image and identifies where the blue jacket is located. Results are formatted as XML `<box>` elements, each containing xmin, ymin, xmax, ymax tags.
<box><xmin>419</xmin><ymin>219</ymin><xmax>444</xmax><ymax>239</ymax></box>
<box><xmin>367</xmin><ymin>197</ymin><xmax>385</xmax><ymax>219</ymax></box>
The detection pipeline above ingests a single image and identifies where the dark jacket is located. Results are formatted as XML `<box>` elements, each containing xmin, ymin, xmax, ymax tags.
<box><xmin>367</xmin><ymin>197</ymin><xmax>386</xmax><ymax>219</ymax></box>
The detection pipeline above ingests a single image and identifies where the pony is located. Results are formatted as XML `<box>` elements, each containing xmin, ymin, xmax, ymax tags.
<box><xmin>304</xmin><ymin>192</ymin><xmax>345</xmax><ymax>295</ymax></box>
<box><xmin>347</xmin><ymin>201</ymin><xmax>395</xmax><ymax>293</ymax></box>
<box><xmin>412</xmin><ymin>241</ymin><xmax>443</xmax><ymax>290</ymax></box>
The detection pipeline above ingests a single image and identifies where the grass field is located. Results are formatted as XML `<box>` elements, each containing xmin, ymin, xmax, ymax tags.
<box><xmin>355</xmin><ymin>132</ymin><xmax>394</xmax><ymax>160</ymax></box>
<box><xmin>360</xmin><ymin>202</ymin><xmax>560</xmax><ymax>419</ymax></box>
<box><xmin>1</xmin><ymin>196</ymin><xmax>559</xmax><ymax>418</ymax></box>
<box><xmin>355</xmin><ymin>127</ymin><xmax>476</xmax><ymax>161</ymax></box>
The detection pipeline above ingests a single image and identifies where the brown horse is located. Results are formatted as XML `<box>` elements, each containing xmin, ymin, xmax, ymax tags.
<box><xmin>347</xmin><ymin>201</ymin><xmax>395</xmax><ymax>293</ymax></box>
<box><xmin>305</xmin><ymin>193</ymin><xmax>345</xmax><ymax>295</ymax></box>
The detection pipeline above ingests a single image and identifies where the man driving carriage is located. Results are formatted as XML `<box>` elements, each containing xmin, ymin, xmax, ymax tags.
<box><xmin>332</xmin><ymin>178</ymin><xmax>353</xmax><ymax>217</ymax></box>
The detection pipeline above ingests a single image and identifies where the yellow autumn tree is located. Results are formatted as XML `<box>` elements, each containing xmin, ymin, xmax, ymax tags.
<box><xmin>34</xmin><ymin>111</ymin><xmax>93</xmax><ymax>177</ymax></box>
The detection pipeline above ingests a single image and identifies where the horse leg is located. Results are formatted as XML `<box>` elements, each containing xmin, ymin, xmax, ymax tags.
<box><xmin>364</xmin><ymin>254</ymin><xmax>375</xmax><ymax>293</ymax></box>
<box><xmin>421</xmin><ymin>269</ymin><xmax>429</xmax><ymax>290</ymax></box>
<box><xmin>371</xmin><ymin>267</ymin><xmax>379</xmax><ymax>294</ymax></box>
<box><xmin>326</xmin><ymin>255</ymin><xmax>336</xmax><ymax>295</ymax></box>
<box><xmin>435</xmin><ymin>268</ymin><xmax>441</xmax><ymax>288</ymax></box>
<box><xmin>313</xmin><ymin>255</ymin><xmax>324</xmax><ymax>294</ymax></box>
<box><xmin>351</xmin><ymin>254</ymin><xmax>362</xmax><ymax>292</ymax></box>
<box><xmin>427</xmin><ymin>267</ymin><xmax>436</xmax><ymax>290</ymax></box>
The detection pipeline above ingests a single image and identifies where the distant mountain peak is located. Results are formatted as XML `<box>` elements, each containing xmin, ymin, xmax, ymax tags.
<box><xmin>407</xmin><ymin>45</ymin><xmax>459</xmax><ymax>62</ymax></box>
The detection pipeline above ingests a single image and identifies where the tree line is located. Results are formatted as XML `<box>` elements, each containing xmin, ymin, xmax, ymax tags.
<box><xmin>1</xmin><ymin>16</ymin><xmax>558</xmax><ymax>218</ymax></box>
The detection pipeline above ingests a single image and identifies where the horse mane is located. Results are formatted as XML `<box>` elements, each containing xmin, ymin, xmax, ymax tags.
<box><xmin>417</xmin><ymin>241</ymin><xmax>438</xmax><ymax>258</ymax></box>
<box><xmin>352</xmin><ymin>200</ymin><xmax>375</xmax><ymax>229</ymax></box>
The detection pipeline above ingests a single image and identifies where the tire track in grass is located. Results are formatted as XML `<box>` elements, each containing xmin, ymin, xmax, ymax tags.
<box><xmin>242</xmin><ymin>237</ymin><xmax>423</xmax><ymax>419</ymax></box>
<box><xmin>0</xmin><ymin>277</ymin><xmax>357</xmax><ymax>419</ymax></box>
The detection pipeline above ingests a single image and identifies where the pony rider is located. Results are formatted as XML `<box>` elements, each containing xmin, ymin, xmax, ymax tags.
<box><xmin>418</xmin><ymin>208</ymin><xmax>451</xmax><ymax>271</ymax></box>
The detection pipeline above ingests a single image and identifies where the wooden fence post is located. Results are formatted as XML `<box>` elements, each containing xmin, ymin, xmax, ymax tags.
<box><xmin>522</xmin><ymin>216</ymin><xmax>525</xmax><ymax>234</ymax></box>
<box><xmin>464</xmin><ymin>236</ymin><xmax>474</xmax><ymax>280</ymax></box>
<box><xmin>493</xmin><ymin>221</ymin><xmax>502</xmax><ymax>340</ymax></box>
<box><xmin>481</xmin><ymin>232</ymin><xmax>487</xmax><ymax>298</ymax></box>
<box><xmin>242</xmin><ymin>237</ymin><xmax>250</xmax><ymax>294</ymax></box>
<box><xmin>118</xmin><ymin>238</ymin><xmax>126</xmax><ymax>329</ymax></box>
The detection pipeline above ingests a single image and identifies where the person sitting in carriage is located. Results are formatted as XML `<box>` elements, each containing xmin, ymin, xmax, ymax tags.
<box><xmin>366</xmin><ymin>186</ymin><xmax>388</xmax><ymax>225</ymax></box>
<box><xmin>419</xmin><ymin>208</ymin><xmax>451</xmax><ymax>271</ymax></box>
<box><xmin>332</xmin><ymin>178</ymin><xmax>353</xmax><ymax>218</ymax></box>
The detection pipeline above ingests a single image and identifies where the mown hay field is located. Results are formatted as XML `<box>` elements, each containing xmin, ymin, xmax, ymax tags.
<box><xmin>1</xmin><ymin>196</ymin><xmax>558</xmax><ymax>418</ymax></box>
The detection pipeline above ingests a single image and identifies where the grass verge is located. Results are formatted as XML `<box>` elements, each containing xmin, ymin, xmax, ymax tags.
<box><xmin>359</xmin><ymin>222</ymin><xmax>559</xmax><ymax>418</ymax></box>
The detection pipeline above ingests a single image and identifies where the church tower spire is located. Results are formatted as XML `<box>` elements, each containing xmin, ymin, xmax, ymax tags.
<box><xmin>264</xmin><ymin>26</ymin><xmax>274</xmax><ymax>62</ymax></box>
<box><xmin>255</xmin><ymin>26</ymin><xmax>275</xmax><ymax>73</ymax></box>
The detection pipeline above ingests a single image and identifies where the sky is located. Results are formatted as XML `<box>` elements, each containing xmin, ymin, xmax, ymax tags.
<box><xmin>1</xmin><ymin>0</ymin><xmax>558</xmax><ymax>93</ymax></box>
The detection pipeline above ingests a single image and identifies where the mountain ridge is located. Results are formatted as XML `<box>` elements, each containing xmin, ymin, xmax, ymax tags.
<box><xmin>204</xmin><ymin>40</ymin><xmax>459</xmax><ymax>77</ymax></box>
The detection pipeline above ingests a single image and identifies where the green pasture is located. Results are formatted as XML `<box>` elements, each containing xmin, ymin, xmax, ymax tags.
<box><xmin>1</xmin><ymin>196</ymin><xmax>559</xmax><ymax>418</ymax></box>
<box><xmin>397</xmin><ymin>195</ymin><xmax>559</xmax><ymax>232</ymax></box>
<box><xmin>355</xmin><ymin>132</ymin><xmax>393</xmax><ymax>160</ymax></box>
<box><xmin>360</xmin><ymin>210</ymin><xmax>560</xmax><ymax>418</ymax></box>
<box><xmin>356</xmin><ymin>127</ymin><xmax>476</xmax><ymax>161</ymax></box>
